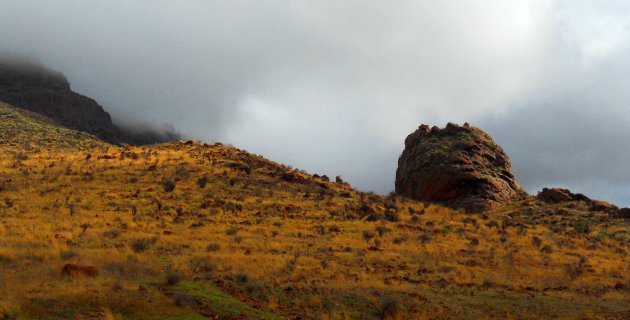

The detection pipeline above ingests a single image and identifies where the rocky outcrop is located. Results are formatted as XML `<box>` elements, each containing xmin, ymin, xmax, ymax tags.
<box><xmin>617</xmin><ymin>208</ymin><xmax>630</xmax><ymax>220</ymax></box>
<box><xmin>536</xmin><ymin>188</ymin><xmax>591</xmax><ymax>203</ymax></box>
<box><xmin>536</xmin><ymin>187</ymin><xmax>629</xmax><ymax>218</ymax></box>
<box><xmin>0</xmin><ymin>59</ymin><xmax>178</xmax><ymax>145</ymax></box>
<box><xmin>395</xmin><ymin>123</ymin><xmax>523</xmax><ymax>212</ymax></box>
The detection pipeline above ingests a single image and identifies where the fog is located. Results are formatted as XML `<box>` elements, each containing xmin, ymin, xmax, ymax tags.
<box><xmin>0</xmin><ymin>1</ymin><xmax>628</xmax><ymax>206</ymax></box>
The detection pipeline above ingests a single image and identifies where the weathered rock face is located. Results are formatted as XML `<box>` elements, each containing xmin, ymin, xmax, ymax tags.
<box><xmin>0</xmin><ymin>60</ymin><xmax>178</xmax><ymax>145</ymax></box>
<box><xmin>395</xmin><ymin>123</ymin><xmax>523</xmax><ymax>212</ymax></box>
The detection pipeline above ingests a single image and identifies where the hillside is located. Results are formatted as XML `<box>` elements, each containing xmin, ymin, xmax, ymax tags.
<box><xmin>0</xmin><ymin>134</ymin><xmax>628</xmax><ymax>319</ymax></box>
<box><xmin>0</xmin><ymin>101</ymin><xmax>104</xmax><ymax>150</ymax></box>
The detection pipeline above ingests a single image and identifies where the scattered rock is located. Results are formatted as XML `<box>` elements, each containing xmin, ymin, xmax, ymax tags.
<box><xmin>590</xmin><ymin>200</ymin><xmax>618</xmax><ymax>213</ymax></box>
<box><xmin>616</xmin><ymin>208</ymin><xmax>630</xmax><ymax>219</ymax></box>
<box><xmin>395</xmin><ymin>123</ymin><xmax>523</xmax><ymax>212</ymax></box>
<box><xmin>62</xmin><ymin>263</ymin><xmax>98</xmax><ymax>278</ymax></box>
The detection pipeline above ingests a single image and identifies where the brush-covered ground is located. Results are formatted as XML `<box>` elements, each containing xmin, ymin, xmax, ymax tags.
<box><xmin>0</xmin><ymin>105</ymin><xmax>628</xmax><ymax>319</ymax></box>
<box><xmin>0</xmin><ymin>102</ymin><xmax>104</xmax><ymax>150</ymax></box>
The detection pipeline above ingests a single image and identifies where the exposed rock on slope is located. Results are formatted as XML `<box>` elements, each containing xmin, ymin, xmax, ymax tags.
<box><xmin>395</xmin><ymin>123</ymin><xmax>523</xmax><ymax>212</ymax></box>
<box><xmin>0</xmin><ymin>60</ymin><xmax>178</xmax><ymax>145</ymax></box>
<box><xmin>537</xmin><ymin>188</ymin><xmax>590</xmax><ymax>203</ymax></box>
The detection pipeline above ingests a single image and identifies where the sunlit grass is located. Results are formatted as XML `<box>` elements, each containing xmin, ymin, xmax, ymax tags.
<box><xmin>0</xmin><ymin>140</ymin><xmax>628</xmax><ymax>319</ymax></box>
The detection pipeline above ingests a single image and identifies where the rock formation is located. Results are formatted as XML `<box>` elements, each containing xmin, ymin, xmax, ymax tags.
<box><xmin>395</xmin><ymin>123</ymin><xmax>523</xmax><ymax>212</ymax></box>
<box><xmin>536</xmin><ymin>188</ymin><xmax>591</xmax><ymax>203</ymax></box>
<box><xmin>536</xmin><ymin>187</ymin><xmax>629</xmax><ymax>218</ymax></box>
<box><xmin>0</xmin><ymin>59</ymin><xmax>178</xmax><ymax>145</ymax></box>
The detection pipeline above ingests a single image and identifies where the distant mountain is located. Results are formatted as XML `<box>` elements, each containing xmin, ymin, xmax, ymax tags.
<box><xmin>0</xmin><ymin>60</ymin><xmax>179</xmax><ymax>145</ymax></box>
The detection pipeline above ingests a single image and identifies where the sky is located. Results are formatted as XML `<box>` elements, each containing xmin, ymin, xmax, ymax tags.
<box><xmin>0</xmin><ymin>1</ymin><xmax>629</xmax><ymax>206</ymax></box>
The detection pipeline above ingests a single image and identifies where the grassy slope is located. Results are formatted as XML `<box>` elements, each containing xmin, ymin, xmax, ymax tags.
<box><xmin>0</xmin><ymin>115</ymin><xmax>628</xmax><ymax>319</ymax></box>
<box><xmin>0</xmin><ymin>101</ymin><xmax>104</xmax><ymax>150</ymax></box>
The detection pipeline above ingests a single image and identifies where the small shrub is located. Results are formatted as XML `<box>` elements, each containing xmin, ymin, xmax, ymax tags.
<box><xmin>206</xmin><ymin>243</ymin><xmax>221</xmax><ymax>252</ymax></box>
<box><xmin>103</xmin><ymin>230</ymin><xmax>121</xmax><ymax>238</ymax></box>
<box><xmin>565</xmin><ymin>263</ymin><xmax>583</xmax><ymax>280</ymax></box>
<box><xmin>236</xmin><ymin>273</ymin><xmax>249</xmax><ymax>283</ymax></box>
<box><xmin>226</xmin><ymin>226</ymin><xmax>239</xmax><ymax>236</ymax></box>
<box><xmin>130</xmin><ymin>238</ymin><xmax>154</xmax><ymax>253</ymax></box>
<box><xmin>376</xmin><ymin>226</ymin><xmax>390</xmax><ymax>237</ymax></box>
<box><xmin>384</xmin><ymin>210</ymin><xmax>400</xmax><ymax>222</ymax></box>
<box><xmin>59</xmin><ymin>250</ymin><xmax>79</xmax><ymax>260</ymax></box>
<box><xmin>189</xmin><ymin>256</ymin><xmax>215</xmax><ymax>274</ymax></box>
<box><xmin>102</xmin><ymin>262</ymin><xmax>126</xmax><ymax>276</ymax></box>
<box><xmin>172</xmin><ymin>293</ymin><xmax>195</xmax><ymax>307</ymax></box>
<box><xmin>532</xmin><ymin>236</ymin><xmax>542</xmax><ymax>247</ymax></box>
<box><xmin>574</xmin><ymin>220</ymin><xmax>590</xmax><ymax>234</ymax></box>
<box><xmin>371</xmin><ymin>296</ymin><xmax>399</xmax><ymax>320</ymax></box>
<box><xmin>541</xmin><ymin>245</ymin><xmax>553</xmax><ymax>254</ymax></box>
<box><xmin>162</xmin><ymin>179</ymin><xmax>176</xmax><ymax>193</ymax></box>
<box><xmin>363</xmin><ymin>230</ymin><xmax>376</xmax><ymax>241</ymax></box>
<box><xmin>166</xmin><ymin>270</ymin><xmax>182</xmax><ymax>285</ymax></box>
<box><xmin>197</xmin><ymin>176</ymin><xmax>208</xmax><ymax>189</ymax></box>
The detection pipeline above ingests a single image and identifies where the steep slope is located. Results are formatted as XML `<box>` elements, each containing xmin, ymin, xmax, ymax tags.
<box><xmin>0</xmin><ymin>140</ymin><xmax>628</xmax><ymax>319</ymax></box>
<box><xmin>396</xmin><ymin>123</ymin><xmax>523</xmax><ymax>212</ymax></box>
<box><xmin>0</xmin><ymin>60</ymin><xmax>178</xmax><ymax>145</ymax></box>
<box><xmin>0</xmin><ymin>101</ymin><xmax>104</xmax><ymax>150</ymax></box>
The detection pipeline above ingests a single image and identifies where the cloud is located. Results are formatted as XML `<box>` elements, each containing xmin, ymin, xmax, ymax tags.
<box><xmin>0</xmin><ymin>1</ymin><xmax>628</xmax><ymax>205</ymax></box>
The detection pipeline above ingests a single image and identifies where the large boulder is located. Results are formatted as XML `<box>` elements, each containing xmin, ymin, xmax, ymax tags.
<box><xmin>395</xmin><ymin>123</ymin><xmax>523</xmax><ymax>212</ymax></box>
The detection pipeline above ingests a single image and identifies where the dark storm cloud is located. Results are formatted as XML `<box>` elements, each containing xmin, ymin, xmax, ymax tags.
<box><xmin>483</xmin><ymin>41</ymin><xmax>630</xmax><ymax>206</ymax></box>
<box><xmin>0</xmin><ymin>1</ymin><xmax>629</xmax><ymax>205</ymax></box>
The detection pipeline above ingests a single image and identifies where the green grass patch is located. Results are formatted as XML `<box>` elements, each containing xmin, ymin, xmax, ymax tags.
<box><xmin>169</xmin><ymin>281</ymin><xmax>281</xmax><ymax>320</ymax></box>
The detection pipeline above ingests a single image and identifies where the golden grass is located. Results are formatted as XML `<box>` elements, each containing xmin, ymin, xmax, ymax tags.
<box><xmin>0</xmin><ymin>141</ymin><xmax>628</xmax><ymax>319</ymax></box>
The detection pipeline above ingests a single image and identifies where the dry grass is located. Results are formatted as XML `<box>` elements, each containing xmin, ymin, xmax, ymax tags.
<box><xmin>0</xmin><ymin>141</ymin><xmax>628</xmax><ymax>319</ymax></box>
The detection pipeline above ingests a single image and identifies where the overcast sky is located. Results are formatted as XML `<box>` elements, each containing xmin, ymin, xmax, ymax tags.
<box><xmin>0</xmin><ymin>1</ymin><xmax>629</xmax><ymax>206</ymax></box>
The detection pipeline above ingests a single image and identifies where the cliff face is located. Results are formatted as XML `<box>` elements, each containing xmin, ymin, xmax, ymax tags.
<box><xmin>395</xmin><ymin>123</ymin><xmax>523</xmax><ymax>212</ymax></box>
<box><xmin>0</xmin><ymin>61</ymin><xmax>178</xmax><ymax>145</ymax></box>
